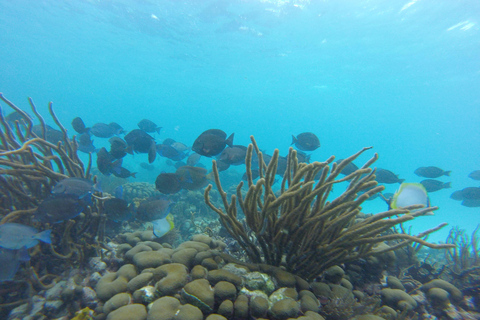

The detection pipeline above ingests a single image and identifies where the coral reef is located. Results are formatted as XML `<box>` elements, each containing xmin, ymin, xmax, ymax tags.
<box><xmin>204</xmin><ymin>136</ymin><xmax>454</xmax><ymax>280</ymax></box>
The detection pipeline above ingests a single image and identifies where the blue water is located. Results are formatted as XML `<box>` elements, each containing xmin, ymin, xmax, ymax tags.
<box><xmin>1</xmin><ymin>0</ymin><xmax>479</xmax><ymax>242</ymax></box>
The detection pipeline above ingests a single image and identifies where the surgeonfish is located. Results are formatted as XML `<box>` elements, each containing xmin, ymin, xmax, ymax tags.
<box><xmin>152</xmin><ymin>213</ymin><xmax>175</xmax><ymax>238</ymax></box>
<box><xmin>0</xmin><ymin>223</ymin><xmax>52</xmax><ymax>250</ymax></box>
<box><xmin>291</xmin><ymin>132</ymin><xmax>320</xmax><ymax>151</ymax></box>
<box><xmin>414</xmin><ymin>166</ymin><xmax>451</xmax><ymax>178</ymax></box>
<box><xmin>390</xmin><ymin>183</ymin><xmax>432</xmax><ymax>214</ymax></box>
<box><xmin>192</xmin><ymin>129</ymin><xmax>234</xmax><ymax>157</ymax></box>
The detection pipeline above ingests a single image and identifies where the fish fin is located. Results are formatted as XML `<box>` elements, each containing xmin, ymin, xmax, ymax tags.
<box><xmin>148</xmin><ymin>142</ymin><xmax>157</xmax><ymax>163</ymax></box>
<box><xmin>444</xmin><ymin>171</ymin><xmax>451</xmax><ymax>177</ymax></box>
<box><xmin>156</xmin><ymin>127</ymin><xmax>162</xmax><ymax>135</ymax></box>
<box><xmin>444</xmin><ymin>182</ymin><xmax>451</xmax><ymax>189</ymax></box>
<box><xmin>125</xmin><ymin>145</ymin><xmax>134</xmax><ymax>155</ymax></box>
<box><xmin>226</xmin><ymin>133</ymin><xmax>234</xmax><ymax>147</ymax></box>
<box><xmin>34</xmin><ymin>229</ymin><xmax>52</xmax><ymax>244</ymax></box>
<box><xmin>291</xmin><ymin>135</ymin><xmax>297</xmax><ymax>145</ymax></box>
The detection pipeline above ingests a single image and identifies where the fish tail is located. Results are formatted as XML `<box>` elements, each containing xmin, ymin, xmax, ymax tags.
<box><xmin>444</xmin><ymin>182</ymin><xmax>452</xmax><ymax>189</ymax></box>
<box><xmin>156</xmin><ymin>127</ymin><xmax>162</xmax><ymax>135</ymax></box>
<box><xmin>226</xmin><ymin>133</ymin><xmax>234</xmax><ymax>147</ymax></box>
<box><xmin>291</xmin><ymin>135</ymin><xmax>297</xmax><ymax>145</ymax></box>
<box><xmin>131</xmin><ymin>172</ymin><xmax>137</xmax><ymax>179</ymax></box>
<box><xmin>444</xmin><ymin>170</ymin><xmax>451</xmax><ymax>177</ymax></box>
<box><xmin>35</xmin><ymin>229</ymin><xmax>52</xmax><ymax>244</ymax></box>
<box><xmin>398</xmin><ymin>178</ymin><xmax>405</xmax><ymax>183</ymax></box>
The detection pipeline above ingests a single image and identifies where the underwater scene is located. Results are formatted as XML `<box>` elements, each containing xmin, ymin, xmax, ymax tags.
<box><xmin>1</xmin><ymin>0</ymin><xmax>479</xmax><ymax>319</ymax></box>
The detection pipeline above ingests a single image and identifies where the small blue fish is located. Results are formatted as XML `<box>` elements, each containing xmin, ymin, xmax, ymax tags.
<box><xmin>0</xmin><ymin>223</ymin><xmax>51</xmax><ymax>250</ymax></box>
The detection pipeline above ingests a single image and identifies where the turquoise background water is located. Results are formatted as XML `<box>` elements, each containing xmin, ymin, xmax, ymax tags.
<box><xmin>1</xmin><ymin>0</ymin><xmax>479</xmax><ymax>242</ymax></box>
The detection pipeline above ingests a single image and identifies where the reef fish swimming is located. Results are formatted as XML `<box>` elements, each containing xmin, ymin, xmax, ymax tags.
<box><xmin>152</xmin><ymin>213</ymin><xmax>175</xmax><ymax>238</ymax></box>
<box><xmin>104</xmin><ymin>198</ymin><xmax>133</xmax><ymax>222</ymax></box>
<box><xmin>414</xmin><ymin>166</ymin><xmax>451</xmax><ymax>178</ymax></box>
<box><xmin>71</xmin><ymin>117</ymin><xmax>88</xmax><ymax>134</ymax></box>
<box><xmin>34</xmin><ymin>194</ymin><xmax>88</xmax><ymax>223</ymax></box>
<box><xmin>375</xmin><ymin>168</ymin><xmax>405</xmax><ymax>184</ymax></box>
<box><xmin>138</xmin><ymin>119</ymin><xmax>162</xmax><ymax>134</ymax></box>
<box><xmin>155</xmin><ymin>172</ymin><xmax>183</xmax><ymax>194</ymax></box>
<box><xmin>192</xmin><ymin>129</ymin><xmax>234</xmax><ymax>157</ymax></box>
<box><xmin>52</xmin><ymin>177</ymin><xmax>97</xmax><ymax>197</ymax></box>
<box><xmin>136</xmin><ymin>195</ymin><xmax>175</xmax><ymax>221</ymax></box>
<box><xmin>291</xmin><ymin>132</ymin><xmax>320</xmax><ymax>151</ymax></box>
<box><xmin>420</xmin><ymin>179</ymin><xmax>451</xmax><ymax>192</ymax></box>
<box><xmin>390</xmin><ymin>182</ymin><xmax>431</xmax><ymax>214</ymax></box>
<box><xmin>124</xmin><ymin>129</ymin><xmax>157</xmax><ymax>163</ymax></box>
<box><xmin>0</xmin><ymin>223</ymin><xmax>51</xmax><ymax>250</ymax></box>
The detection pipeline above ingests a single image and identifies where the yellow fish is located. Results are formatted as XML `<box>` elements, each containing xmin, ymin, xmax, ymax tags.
<box><xmin>390</xmin><ymin>182</ymin><xmax>432</xmax><ymax>214</ymax></box>
<box><xmin>153</xmin><ymin>213</ymin><xmax>175</xmax><ymax>238</ymax></box>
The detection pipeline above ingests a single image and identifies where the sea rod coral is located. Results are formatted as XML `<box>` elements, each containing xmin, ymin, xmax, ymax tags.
<box><xmin>0</xmin><ymin>93</ymin><xmax>91</xmax><ymax>220</ymax></box>
<box><xmin>205</xmin><ymin>136</ymin><xmax>454</xmax><ymax>280</ymax></box>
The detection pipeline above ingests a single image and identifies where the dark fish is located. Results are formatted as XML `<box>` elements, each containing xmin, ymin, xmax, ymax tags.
<box><xmin>112</xmin><ymin>167</ymin><xmax>136</xmax><ymax>179</ymax></box>
<box><xmin>109</xmin><ymin>137</ymin><xmax>131</xmax><ymax>159</ymax></box>
<box><xmin>140</xmin><ymin>162</ymin><xmax>155</xmax><ymax>171</ymax></box>
<box><xmin>462</xmin><ymin>199</ymin><xmax>480</xmax><ymax>207</ymax></box>
<box><xmin>420</xmin><ymin>179</ymin><xmax>451</xmax><ymax>192</ymax></box>
<box><xmin>216</xmin><ymin>160</ymin><xmax>230</xmax><ymax>172</ymax></box>
<box><xmin>375</xmin><ymin>168</ymin><xmax>404</xmax><ymax>184</ymax></box>
<box><xmin>124</xmin><ymin>129</ymin><xmax>156</xmax><ymax>163</ymax></box>
<box><xmin>219</xmin><ymin>145</ymin><xmax>248</xmax><ymax>165</ymax></box>
<box><xmin>34</xmin><ymin>194</ymin><xmax>87</xmax><ymax>223</ymax></box>
<box><xmin>108</xmin><ymin>122</ymin><xmax>125</xmax><ymax>135</ymax></box>
<box><xmin>176</xmin><ymin>166</ymin><xmax>209</xmax><ymax>190</ymax></box>
<box><xmin>136</xmin><ymin>195</ymin><xmax>174</xmax><ymax>221</ymax></box>
<box><xmin>291</xmin><ymin>132</ymin><xmax>320</xmax><ymax>151</ymax></box>
<box><xmin>5</xmin><ymin>111</ymin><xmax>30</xmax><ymax>125</ymax></box>
<box><xmin>460</xmin><ymin>187</ymin><xmax>480</xmax><ymax>200</ymax></box>
<box><xmin>192</xmin><ymin>129</ymin><xmax>234</xmax><ymax>157</ymax></box>
<box><xmin>0</xmin><ymin>223</ymin><xmax>51</xmax><ymax>249</ymax></box>
<box><xmin>52</xmin><ymin>178</ymin><xmax>96</xmax><ymax>197</ymax></box>
<box><xmin>468</xmin><ymin>170</ymin><xmax>480</xmax><ymax>181</ymax></box>
<box><xmin>450</xmin><ymin>187</ymin><xmax>480</xmax><ymax>202</ymax></box>
<box><xmin>187</xmin><ymin>153</ymin><xmax>201</xmax><ymax>166</ymax></box>
<box><xmin>77</xmin><ymin>132</ymin><xmax>96</xmax><ymax>153</ymax></box>
<box><xmin>71</xmin><ymin>117</ymin><xmax>88</xmax><ymax>134</ymax></box>
<box><xmin>97</xmin><ymin>147</ymin><xmax>122</xmax><ymax>175</ymax></box>
<box><xmin>138</xmin><ymin>119</ymin><xmax>162</xmax><ymax>134</ymax></box>
<box><xmin>335</xmin><ymin>160</ymin><xmax>359</xmax><ymax>176</ymax></box>
<box><xmin>155</xmin><ymin>173</ymin><xmax>183</xmax><ymax>194</ymax></box>
<box><xmin>90</xmin><ymin>123</ymin><xmax>117</xmax><ymax>138</ymax></box>
<box><xmin>104</xmin><ymin>198</ymin><xmax>133</xmax><ymax>222</ymax></box>
<box><xmin>0</xmin><ymin>247</ymin><xmax>29</xmax><ymax>281</ymax></box>
<box><xmin>450</xmin><ymin>190</ymin><xmax>464</xmax><ymax>201</ymax></box>
<box><xmin>296</xmin><ymin>151</ymin><xmax>311</xmax><ymax>164</ymax></box>
<box><xmin>414</xmin><ymin>166</ymin><xmax>451</xmax><ymax>178</ymax></box>
<box><xmin>156</xmin><ymin>144</ymin><xmax>187</xmax><ymax>161</ymax></box>
<box><xmin>32</xmin><ymin>125</ymin><xmax>64</xmax><ymax>144</ymax></box>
